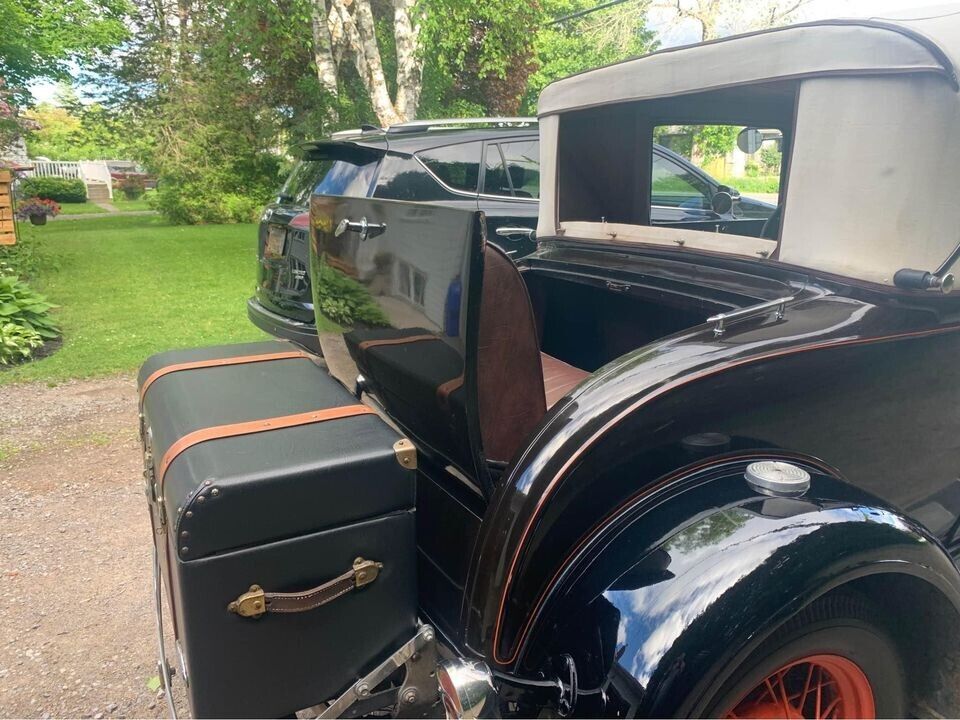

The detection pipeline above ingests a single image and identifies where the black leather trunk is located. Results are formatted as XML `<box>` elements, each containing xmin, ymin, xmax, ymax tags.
<box><xmin>138</xmin><ymin>341</ymin><xmax>417</xmax><ymax>719</ymax></box>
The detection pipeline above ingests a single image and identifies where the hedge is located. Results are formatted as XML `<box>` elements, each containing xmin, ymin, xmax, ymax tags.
<box><xmin>20</xmin><ymin>177</ymin><xmax>87</xmax><ymax>203</ymax></box>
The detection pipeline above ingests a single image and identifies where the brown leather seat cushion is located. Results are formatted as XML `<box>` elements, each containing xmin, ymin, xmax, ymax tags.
<box><xmin>541</xmin><ymin>352</ymin><xmax>590</xmax><ymax>409</ymax></box>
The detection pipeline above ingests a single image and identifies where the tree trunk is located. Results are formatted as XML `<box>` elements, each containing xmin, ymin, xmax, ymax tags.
<box><xmin>332</xmin><ymin>0</ymin><xmax>402</xmax><ymax>127</ymax></box>
<box><xmin>329</xmin><ymin>0</ymin><xmax>421</xmax><ymax>127</ymax></box>
<box><xmin>311</xmin><ymin>0</ymin><xmax>340</xmax><ymax>124</ymax></box>
<box><xmin>392</xmin><ymin>0</ymin><xmax>422</xmax><ymax>122</ymax></box>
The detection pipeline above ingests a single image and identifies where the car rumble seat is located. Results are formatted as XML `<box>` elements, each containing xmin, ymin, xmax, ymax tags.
<box><xmin>478</xmin><ymin>243</ymin><xmax>589</xmax><ymax>464</ymax></box>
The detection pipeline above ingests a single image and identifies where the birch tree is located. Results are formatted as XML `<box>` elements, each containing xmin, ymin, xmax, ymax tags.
<box><xmin>325</xmin><ymin>0</ymin><xmax>423</xmax><ymax>126</ymax></box>
<box><xmin>653</xmin><ymin>0</ymin><xmax>812</xmax><ymax>42</ymax></box>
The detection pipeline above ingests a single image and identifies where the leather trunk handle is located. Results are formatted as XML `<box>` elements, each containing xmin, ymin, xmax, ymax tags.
<box><xmin>227</xmin><ymin>557</ymin><xmax>383</xmax><ymax>619</ymax></box>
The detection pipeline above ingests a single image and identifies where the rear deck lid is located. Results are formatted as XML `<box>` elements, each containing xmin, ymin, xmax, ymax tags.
<box><xmin>309</xmin><ymin>195</ymin><xmax>487</xmax><ymax>479</ymax></box>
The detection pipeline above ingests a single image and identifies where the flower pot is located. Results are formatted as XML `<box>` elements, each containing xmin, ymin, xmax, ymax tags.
<box><xmin>29</xmin><ymin>214</ymin><xmax>47</xmax><ymax>226</ymax></box>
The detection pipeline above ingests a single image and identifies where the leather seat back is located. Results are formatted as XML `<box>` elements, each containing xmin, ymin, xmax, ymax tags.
<box><xmin>477</xmin><ymin>243</ymin><xmax>547</xmax><ymax>464</ymax></box>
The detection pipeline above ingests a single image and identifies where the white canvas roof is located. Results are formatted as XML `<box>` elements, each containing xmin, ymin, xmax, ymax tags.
<box><xmin>538</xmin><ymin>15</ymin><xmax>959</xmax><ymax>117</ymax></box>
<box><xmin>536</xmin><ymin>9</ymin><xmax>960</xmax><ymax>286</ymax></box>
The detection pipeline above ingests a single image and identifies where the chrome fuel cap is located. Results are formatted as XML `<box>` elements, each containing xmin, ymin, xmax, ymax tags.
<box><xmin>745</xmin><ymin>461</ymin><xmax>811</xmax><ymax>497</ymax></box>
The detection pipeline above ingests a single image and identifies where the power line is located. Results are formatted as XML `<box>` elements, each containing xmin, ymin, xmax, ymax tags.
<box><xmin>546</xmin><ymin>0</ymin><xmax>637</xmax><ymax>26</ymax></box>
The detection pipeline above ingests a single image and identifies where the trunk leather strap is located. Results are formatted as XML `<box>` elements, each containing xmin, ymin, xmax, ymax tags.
<box><xmin>139</xmin><ymin>349</ymin><xmax>311</xmax><ymax>405</ymax></box>
<box><xmin>357</xmin><ymin>334</ymin><xmax>437</xmax><ymax>351</ymax></box>
<box><xmin>227</xmin><ymin>557</ymin><xmax>383</xmax><ymax>619</ymax></box>
<box><xmin>157</xmin><ymin>405</ymin><xmax>376</xmax><ymax>486</ymax></box>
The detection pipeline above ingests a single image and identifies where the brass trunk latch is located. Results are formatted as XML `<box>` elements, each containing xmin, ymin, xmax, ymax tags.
<box><xmin>353</xmin><ymin>557</ymin><xmax>382</xmax><ymax>588</ymax></box>
<box><xmin>228</xmin><ymin>585</ymin><xmax>267</xmax><ymax>618</ymax></box>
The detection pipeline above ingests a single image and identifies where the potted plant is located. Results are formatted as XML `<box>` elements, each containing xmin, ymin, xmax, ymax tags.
<box><xmin>16</xmin><ymin>197</ymin><xmax>60</xmax><ymax>225</ymax></box>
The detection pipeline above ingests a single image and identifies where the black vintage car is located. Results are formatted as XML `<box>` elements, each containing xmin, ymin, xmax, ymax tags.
<box><xmin>142</xmin><ymin>11</ymin><xmax>960</xmax><ymax>720</ymax></box>
<box><xmin>249</xmin><ymin>120</ymin><xmax>774</xmax><ymax>352</ymax></box>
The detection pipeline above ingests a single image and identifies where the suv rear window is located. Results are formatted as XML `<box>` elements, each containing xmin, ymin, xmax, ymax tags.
<box><xmin>417</xmin><ymin>142</ymin><xmax>482</xmax><ymax>193</ymax></box>
<box><xmin>280</xmin><ymin>152</ymin><xmax>381</xmax><ymax>205</ymax></box>
<box><xmin>279</xmin><ymin>159</ymin><xmax>332</xmax><ymax>206</ymax></box>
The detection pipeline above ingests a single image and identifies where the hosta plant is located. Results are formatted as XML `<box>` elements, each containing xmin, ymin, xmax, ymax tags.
<box><xmin>0</xmin><ymin>321</ymin><xmax>42</xmax><ymax>365</ymax></box>
<box><xmin>0</xmin><ymin>275</ymin><xmax>60</xmax><ymax>340</ymax></box>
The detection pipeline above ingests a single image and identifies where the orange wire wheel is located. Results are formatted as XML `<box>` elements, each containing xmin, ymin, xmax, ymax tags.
<box><xmin>724</xmin><ymin>654</ymin><xmax>875</xmax><ymax>719</ymax></box>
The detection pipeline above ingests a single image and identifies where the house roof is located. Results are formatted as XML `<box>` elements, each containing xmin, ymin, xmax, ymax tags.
<box><xmin>538</xmin><ymin>13</ymin><xmax>960</xmax><ymax>117</ymax></box>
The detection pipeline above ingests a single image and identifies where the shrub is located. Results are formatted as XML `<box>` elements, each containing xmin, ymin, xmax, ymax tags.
<box><xmin>151</xmin><ymin>180</ymin><xmax>268</xmax><ymax>224</ymax></box>
<box><xmin>0</xmin><ymin>227</ymin><xmax>51</xmax><ymax>281</ymax></box>
<box><xmin>115</xmin><ymin>173</ymin><xmax>147</xmax><ymax>199</ymax></box>
<box><xmin>0</xmin><ymin>275</ymin><xmax>60</xmax><ymax>340</ymax></box>
<box><xmin>0</xmin><ymin>321</ymin><xmax>42</xmax><ymax>365</ymax></box>
<box><xmin>20</xmin><ymin>177</ymin><xmax>87</xmax><ymax>203</ymax></box>
<box><xmin>16</xmin><ymin>197</ymin><xmax>60</xmax><ymax>219</ymax></box>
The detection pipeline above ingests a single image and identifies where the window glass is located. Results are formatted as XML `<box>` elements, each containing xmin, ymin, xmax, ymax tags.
<box><xmin>417</xmin><ymin>142</ymin><xmax>482</xmax><ymax>193</ymax></box>
<box><xmin>651</xmin><ymin>154</ymin><xmax>712</xmax><ymax>211</ymax></box>
<box><xmin>482</xmin><ymin>144</ymin><xmax>511</xmax><ymax>196</ymax></box>
<box><xmin>651</xmin><ymin>125</ymin><xmax>780</xmax><ymax>232</ymax></box>
<box><xmin>374</xmin><ymin>154</ymin><xmax>449</xmax><ymax>201</ymax></box>
<box><xmin>314</xmin><ymin>157</ymin><xmax>380</xmax><ymax>198</ymax></box>
<box><xmin>500</xmin><ymin>140</ymin><xmax>539</xmax><ymax>198</ymax></box>
<box><xmin>279</xmin><ymin>159</ymin><xmax>333</xmax><ymax>206</ymax></box>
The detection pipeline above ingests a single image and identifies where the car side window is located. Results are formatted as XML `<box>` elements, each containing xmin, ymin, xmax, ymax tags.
<box><xmin>482</xmin><ymin>144</ymin><xmax>512</xmax><ymax>196</ymax></box>
<box><xmin>499</xmin><ymin>140</ymin><xmax>540</xmax><ymax>199</ymax></box>
<box><xmin>651</xmin><ymin>154</ymin><xmax>712</xmax><ymax>212</ymax></box>
<box><xmin>417</xmin><ymin>142</ymin><xmax>482</xmax><ymax>193</ymax></box>
<box><xmin>374</xmin><ymin>154</ymin><xmax>449</xmax><ymax>202</ymax></box>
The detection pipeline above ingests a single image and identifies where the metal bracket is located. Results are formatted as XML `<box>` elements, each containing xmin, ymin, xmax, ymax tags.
<box><xmin>393</xmin><ymin>439</ymin><xmax>418</xmax><ymax>471</ymax></box>
<box><xmin>319</xmin><ymin>624</ymin><xmax>438</xmax><ymax>718</ymax></box>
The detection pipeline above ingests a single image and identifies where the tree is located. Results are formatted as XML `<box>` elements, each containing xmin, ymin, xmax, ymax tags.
<box><xmin>0</xmin><ymin>0</ymin><xmax>129</xmax><ymax>105</ymax></box>
<box><xmin>522</xmin><ymin>0</ymin><xmax>657</xmax><ymax>112</ymax></box>
<box><xmin>653</xmin><ymin>0</ymin><xmax>811</xmax><ymax>42</ymax></box>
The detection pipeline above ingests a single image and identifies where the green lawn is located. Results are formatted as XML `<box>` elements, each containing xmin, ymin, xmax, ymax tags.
<box><xmin>58</xmin><ymin>201</ymin><xmax>108</xmax><ymax>215</ymax></box>
<box><xmin>113</xmin><ymin>193</ymin><xmax>155</xmax><ymax>212</ymax></box>
<box><xmin>0</xmin><ymin>214</ymin><xmax>270</xmax><ymax>384</ymax></box>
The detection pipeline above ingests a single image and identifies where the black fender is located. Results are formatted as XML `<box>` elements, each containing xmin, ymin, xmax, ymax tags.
<box><xmin>515</xmin><ymin>458</ymin><xmax>960</xmax><ymax>718</ymax></box>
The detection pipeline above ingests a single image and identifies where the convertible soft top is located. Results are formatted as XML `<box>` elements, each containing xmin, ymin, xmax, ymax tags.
<box><xmin>536</xmin><ymin>9</ymin><xmax>960</xmax><ymax>286</ymax></box>
<box><xmin>538</xmin><ymin>15</ymin><xmax>959</xmax><ymax>115</ymax></box>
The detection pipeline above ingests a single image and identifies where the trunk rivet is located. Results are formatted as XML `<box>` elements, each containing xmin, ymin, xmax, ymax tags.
<box><xmin>197</xmin><ymin>495</ymin><xmax>206</xmax><ymax>503</ymax></box>
<box><xmin>181</xmin><ymin>546</ymin><xmax>189</xmax><ymax>553</ymax></box>
<box><xmin>211</xmin><ymin>488</ymin><xmax>220</xmax><ymax>496</ymax></box>
<box><xmin>181</xmin><ymin>531</ymin><xmax>189</xmax><ymax>538</ymax></box>
<box><xmin>402</xmin><ymin>689</ymin><xmax>418</xmax><ymax>704</ymax></box>
<box><xmin>185</xmin><ymin>511</ymin><xmax>193</xmax><ymax>518</ymax></box>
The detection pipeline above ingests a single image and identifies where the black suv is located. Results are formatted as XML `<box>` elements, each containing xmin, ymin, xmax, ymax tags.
<box><xmin>248</xmin><ymin>118</ymin><xmax>774</xmax><ymax>350</ymax></box>
<box><xmin>249</xmin><ymin>119</ymin><xmax>540</xmax><ymax>350</ymax></box>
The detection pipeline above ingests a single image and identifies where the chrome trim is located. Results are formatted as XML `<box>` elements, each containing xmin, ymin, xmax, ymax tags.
<box><xmin>745</xmin><ymin>460</ymin><xmax>811</xmax><ymax>497</ymax></box>
<box><xmin>495</xmin><ymin>226</ymin><xmax>535</xmax><ymax>240</ymax></box>
<box><xmin>152</xmin><ymin>545</ymin><xmax>179</xmax><ymax>719</ymax></box>
<box><xmin>388</xmin><ymin>117</ymin><xmax>536</xmax><ymax>134</ymax></box>
<box><xmin>413</xmin><ymin>155</ymin><xmax>540</xmax><ymax>203</ymax></box>
<box><xmin>707</xmin><ymin>295</ymin><xmax>794</xmax><ymax>337</ymax></box>
<box><xmin>437</xmin><ymin>659</ymin><xmax>499</xmax><ymax>719</ymax></box>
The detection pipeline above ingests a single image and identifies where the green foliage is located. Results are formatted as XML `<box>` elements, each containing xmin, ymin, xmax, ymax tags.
<box><xmin>716</xmin><ymin>175</ymin><xmax>780</xmax><ymax>193</ymax></box>
<box><xmin>522</xmin><ymin>0</ymin><xmax>657</xmax><ymax>112</ymax></box>
<box><xmin>117</xmin><ymin>174</ymin><xmax>145</xmax><ymax>199</ymax></box>
<box><xmin>316</xmin><ymin>263</ymin><xmax>389</xmax><ymax>328</ymax></box>
<box><xmin>0</xmin><ymin>226</ymin><xmax>52</xmax><ymax>281</ymax></box>
<box><xmin>0</xmin><ymin>275</ymin><xmax>60</xmax><ymax>344</ymax></box>
<box><xmin>0</xmin><ymin>320</ymin><xmax>42</xmax><ymax>365</ymax></box>
<box><xmin>24</xmin><ymin>95</ymin><xmax>141</xmax><ymax>161</ymax></box>
<box><xmin>0</xmin><ymin>0</ymin><xmax>129</xmax><ymax>108</ymax></box>
<box><xmin>759</xmin><ymin>145</ymin><xmax>782</xmax><ymax>174</ymax></box>
<box><xmin>694</xmin><ymin>125</ymin><xmax>739</xmax><ymax>161</ymax></box>
<box><xmin>20</xmin><ymin>177</ymin><xmax>87</xmax><ymax>203</ymax></box>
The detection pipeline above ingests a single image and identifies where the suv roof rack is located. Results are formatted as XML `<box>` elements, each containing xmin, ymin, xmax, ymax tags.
<box><xmin>386</xmin><ymin>117</ymin><xmax>537</xmax><ymax>134</ymax></box>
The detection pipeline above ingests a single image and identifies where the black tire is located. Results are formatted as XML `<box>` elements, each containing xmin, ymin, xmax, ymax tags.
<box><xmin>705</xmin><ymin>593</ymin><xmax>906</xmax><ymax>718</ymax></box>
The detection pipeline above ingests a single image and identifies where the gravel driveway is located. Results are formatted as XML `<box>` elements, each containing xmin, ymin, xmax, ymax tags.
<box><xmin>0</xmin><ymin>376</ymin><xmax>181</xmax><ymax>719</ymax></box>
